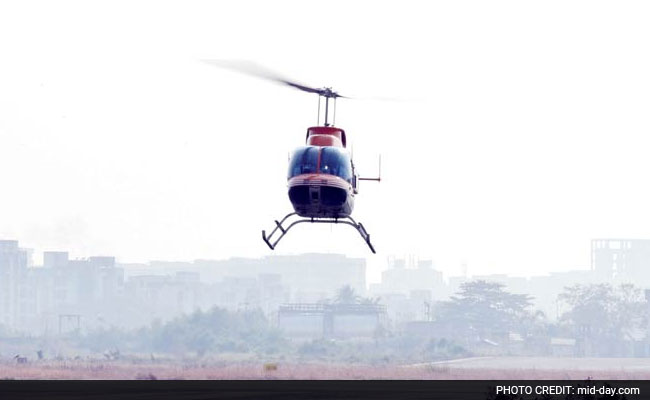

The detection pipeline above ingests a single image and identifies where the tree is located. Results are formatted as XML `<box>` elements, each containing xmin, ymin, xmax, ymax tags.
<box><xmin>436</xmin><ymin>280</ymin><xmax>535</xmax><ymax>340</ymax></box>
<box><xmin>558</xmin><ymin>283</ymin><xmax>646</xmax><ymax>348</ymax></box>
<box><xmin>333</xmin><ymin>285</ymin><xmax>381</xmax><ymax>305</ymax></box>
<box><xmin>334</xmin><ymin>285</ymin><xmax>360</xmax><ymax>304</ymax></box>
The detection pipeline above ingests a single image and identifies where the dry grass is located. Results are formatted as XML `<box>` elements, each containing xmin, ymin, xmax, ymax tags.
<box><xmin>3</xmin><ymin>359</ymin><xmax>650</xmax><ymax>380</ymax></box>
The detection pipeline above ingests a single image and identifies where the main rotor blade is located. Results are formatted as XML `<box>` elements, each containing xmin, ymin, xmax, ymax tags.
<box><xmin>202</xmin><ymin>59</ymin><xmax>345</xmax><ymax>98</ymax></box>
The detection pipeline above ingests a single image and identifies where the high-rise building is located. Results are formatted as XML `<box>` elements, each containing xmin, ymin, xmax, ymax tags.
<box><xmin>591</xmin><ymin>239</ymin><xmax>650</xmax><ymax>284</ymax></box>
<box><xmin>43</xmin><ymin>251</ymin><xmax>69</xmax><ymax>268</ymax></box>
<box><xmin>376</xmin><ymin>258</ymin><xmax>444</xmax><ymax>296</ymax></box>
<box><xmin>0</xmin><ymin>240</ymin><xmax>29</xmax><ymax>330</ymax></box>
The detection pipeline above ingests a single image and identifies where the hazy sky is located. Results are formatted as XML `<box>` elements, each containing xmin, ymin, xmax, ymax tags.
<box><xmin>1</xmin><ymin>1</ymin><xmax>650</xmax><ymax>282</ymax></box>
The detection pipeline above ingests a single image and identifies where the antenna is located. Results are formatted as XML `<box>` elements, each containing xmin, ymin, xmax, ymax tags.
<box><xmin>359</xmin><ymin>154</ymin><xmax>381</xmax><ymax>182</ymax></box>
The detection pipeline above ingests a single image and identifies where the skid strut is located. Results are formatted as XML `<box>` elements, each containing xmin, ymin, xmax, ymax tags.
<box><xmin>262</xmin><ymin>212</ymin><xmax>376</xmax><ymax>253</ymax></box>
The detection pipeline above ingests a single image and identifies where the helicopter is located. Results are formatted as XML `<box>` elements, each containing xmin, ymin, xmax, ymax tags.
<box><xmin>205</xmin><ymin>61</ymin><xmax>381</xmax><ymax>253</ymax></box>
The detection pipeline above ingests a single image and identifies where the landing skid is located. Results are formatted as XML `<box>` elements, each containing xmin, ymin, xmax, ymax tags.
<box><xmin>262</xmin><ymin>212</ymin><xmax>376</xmax><ymax>254</ymax></box>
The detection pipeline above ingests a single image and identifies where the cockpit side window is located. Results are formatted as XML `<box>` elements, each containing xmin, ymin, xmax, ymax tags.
<box><xmin>287</xmin><ymin>146</ymin><xmax>319</xmax><ymax>179</ymax></box>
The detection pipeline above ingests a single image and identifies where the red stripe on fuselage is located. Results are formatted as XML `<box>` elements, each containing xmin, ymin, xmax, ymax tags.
<box><xmin>288</xmin><ymin>173</ymin><xmax>352</xmax><ymax>192</ymax></box>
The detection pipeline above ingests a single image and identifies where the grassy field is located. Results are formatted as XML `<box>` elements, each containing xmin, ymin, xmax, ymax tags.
<box><xmin>3</xmin><ymin>357</ymin><xmax>650</xmax><ymax>379</ymax></box>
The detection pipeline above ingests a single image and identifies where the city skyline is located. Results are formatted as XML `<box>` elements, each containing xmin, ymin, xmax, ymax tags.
<box><xmin>0</xmin><ymin>234</ymin><xmax>619</xmax><ymax>282</ymax></box>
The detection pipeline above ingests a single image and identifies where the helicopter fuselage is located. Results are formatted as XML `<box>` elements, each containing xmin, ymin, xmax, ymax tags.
<box><xmin>287</xmin><ymin>126</ymin><xmax>357</xmax><ymax>219</ymax></box>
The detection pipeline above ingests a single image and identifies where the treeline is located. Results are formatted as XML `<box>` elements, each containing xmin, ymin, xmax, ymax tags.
<box><xmin>78</xmin><ymin>308</ymin><xmax>287</xmax><ymax>357</ymax></box>
<box><xmin>56</xmin><ymin>281</ymin><xmax>650</xmax><ymax>361</ymax></box>
<box><xmin>432</xmin><ymin>281</ymin><xmax>647</xmax><ymax>356</ymax></box>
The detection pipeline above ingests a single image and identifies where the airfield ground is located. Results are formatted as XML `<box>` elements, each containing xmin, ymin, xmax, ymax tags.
<box><xmin>3</xmin><ymin>357</ymin><xmax>650</xmax><ymax>379</ymax></box>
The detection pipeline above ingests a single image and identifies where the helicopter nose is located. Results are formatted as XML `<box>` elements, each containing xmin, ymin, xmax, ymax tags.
<box><xmin>309</xmin><ymin>186</ymin><xmax>320</xmax><ymax>205</ymax></box>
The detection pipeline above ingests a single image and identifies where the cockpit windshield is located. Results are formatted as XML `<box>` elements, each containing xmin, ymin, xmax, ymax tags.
<box><xmin>319</xmin><ymin>147</ymin><xmax>352</xmax><ymax>182</ymax></box>
<box><xmin>287</xmin><ymin>146</ymin><xmax>353</xmax><ymax>182</ymax></box>
<box><xmin>288</xmin><ymin>146</ymin><xmax>319</xmax><ymax>178</ymax></box>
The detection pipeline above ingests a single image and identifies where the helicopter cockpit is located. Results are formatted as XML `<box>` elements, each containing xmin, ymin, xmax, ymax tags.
<box><xmin>288</xmin><ymin>146</ymin><xmax>352</xmax><ymax>182</ymax></box>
